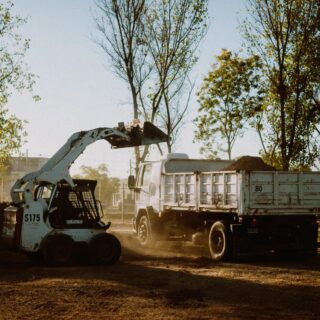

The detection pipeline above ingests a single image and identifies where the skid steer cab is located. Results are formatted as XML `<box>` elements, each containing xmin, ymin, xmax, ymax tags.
<box><xmin>1</xmin><ymin>179</ymin><xmax>121</xmax><ymax>266</ymax></box>
<box><xmin>0</xmin><ymin>121</ymin><xmax>167</xmax><ymax>266</ymax></box>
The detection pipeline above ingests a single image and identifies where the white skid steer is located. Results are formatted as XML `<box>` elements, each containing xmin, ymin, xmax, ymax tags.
<box><xmin>0</xmin><ymin>121</ymin><xmax>167</xmax><ymax>266</ymax></box>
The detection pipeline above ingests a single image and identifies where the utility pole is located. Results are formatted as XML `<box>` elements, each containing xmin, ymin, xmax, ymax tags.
<box><xmin>0</xmin><ymin>176</ymin><xmax>3</xmax><ymax>203</ymax></box>
<box><xmin>121</xmin><ymin>183</ymin><xmax>125</xmax><ymax>224</ymax></box>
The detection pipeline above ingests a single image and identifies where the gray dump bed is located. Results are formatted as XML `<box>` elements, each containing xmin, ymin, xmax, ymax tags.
<box><xmin>164</xmin><ymin>159</ymin><xmax>233</xmax><ymax>173</ymax></box>
<box><xmin>161</xmin><ymin>170</ymin><xmax>320</xmax><ymax>215</ymax></box>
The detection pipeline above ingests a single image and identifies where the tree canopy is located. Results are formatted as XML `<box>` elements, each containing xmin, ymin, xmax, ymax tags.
<box><xmin>0</xmin><ymin>1</ymin><xmax>37</xmax><ymax>170</ymax></box>
<box><xmin>194</xmin><ymin>49</ymin><xmax>262</xmax><ymax>160</ymax></box>
<box><xmin>195</xmin><ymin>0</ymin><xmax>320</xmax><ymax>170</ymax></box>
<box><xmin>94</xmin><ymin>0</ymin><xmax>208</xmax><ymax>170</ymax></box>
<box><xmin>73</xmin><ymin>164</ymin><xmax>120</xmax><ymax>206</ymax></box>
<box><xmin>244</xmin><ymin>0</ymin><xmax>320</xmax><ymax>170</ymax></box>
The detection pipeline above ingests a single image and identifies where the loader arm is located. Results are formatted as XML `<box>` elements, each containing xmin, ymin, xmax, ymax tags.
<box><xmin>11</xmin><ymin>121</ymin><xmax>167</xmax><ymax>205</ymax></box>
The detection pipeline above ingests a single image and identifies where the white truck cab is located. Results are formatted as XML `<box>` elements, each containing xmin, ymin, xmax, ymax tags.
<box><xmin>133</xmin><ymin>153</ymin><xmax>233</xmax><ymax>215</ymax></box>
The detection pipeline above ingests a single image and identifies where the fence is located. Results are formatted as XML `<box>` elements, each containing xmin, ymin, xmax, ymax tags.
<box><xmin>106</xmin><ymin>184</ymin><xmax>135</xmax><ymax>225</ymax></box>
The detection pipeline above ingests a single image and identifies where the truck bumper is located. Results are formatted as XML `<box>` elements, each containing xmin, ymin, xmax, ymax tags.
<box><xmin>231</xmin><ymin>215</ymin><xmax>318</xmax><ymax>255</ymax></box>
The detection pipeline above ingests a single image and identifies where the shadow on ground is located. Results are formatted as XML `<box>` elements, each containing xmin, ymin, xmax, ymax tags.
<box><xmin>0</xmin><ymin>231</ymin><xmax>319</xmax><ymax>320</ymax></box>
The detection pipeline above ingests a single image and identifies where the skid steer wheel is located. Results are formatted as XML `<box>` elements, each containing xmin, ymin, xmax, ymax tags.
<box><xmin>137</xmin><ymin>215</ymin><xmax>155</xmax><ymax>248</ymax></box>
<box><xmin>27</xmin><ymin>251</ymin><xmax>44</xmax><ymax>264</ymax></box>
<box><xmin>208</xmin><ymin>221</ymin><xmax>231</xmax><ymax>261</ymax></box>
<box><xmin>89</xmin><ymin>233</ymin><xmax>121</xmax><ymax>265</ymax></box>
<box><xmin>41</xmin><ymin>234</ymin><xmax>74</xmax><ymax>267</ymax></box>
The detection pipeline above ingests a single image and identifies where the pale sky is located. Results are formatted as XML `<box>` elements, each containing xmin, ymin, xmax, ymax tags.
<box><xmin>7</xmin><ymin>0</ymin><xmax>261</xmax><ymax>178</ymax></box>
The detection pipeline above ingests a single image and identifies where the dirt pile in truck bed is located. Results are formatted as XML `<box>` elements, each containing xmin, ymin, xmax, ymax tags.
<box><xmin>223</xmin><ymin>156</ymin><xmax>276</xmax><ymax>171</ymax></box>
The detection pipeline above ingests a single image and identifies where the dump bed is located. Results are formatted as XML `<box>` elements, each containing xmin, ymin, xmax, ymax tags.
<box><xmin>161</xmin><ymin>171</ymin><xmax>320</xmax><ymax>215</ymax></box>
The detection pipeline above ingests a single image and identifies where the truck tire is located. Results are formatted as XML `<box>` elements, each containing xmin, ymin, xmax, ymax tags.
<box><xmin>137</xmin><ymin>215</ymin><xmax>156</xmax><ymax>248</ymax></box>
<box><xmin>89</xmin><ymin>233</ymin><xmax>121</xmax><ymax>265</ymax></box>
<box><xmin>208</xmin><ymin>221</ymin><xmax>231</xmax><ymax>261</ymax></box>
<box><xmin>41</xmin><ymin>234</ymin><xmax>74</xmax><ymax>267</ymax></box>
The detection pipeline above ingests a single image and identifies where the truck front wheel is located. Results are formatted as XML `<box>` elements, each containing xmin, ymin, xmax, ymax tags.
<box><xmin>208</xmin><ymin>221</ymin><xmax>231</xmax><ymax>261</ymax></box>
<box><xmin>137</xmin><ymin>215</ymin><xmax>155</xmax><ymax>248</ymax></box>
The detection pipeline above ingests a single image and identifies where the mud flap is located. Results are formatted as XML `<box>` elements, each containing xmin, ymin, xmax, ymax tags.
<box><xmin>230</xmin><ymin>223</ymin><xmax>262</xmax><ymax>255</ymax></box>
<box><xmin>146</xmin><ymin>206</ymin><xmax>156</xmax><ymax>235</ymax></box>
<box><xmin>146</xmin><ymin>206</ymin><xmax>165</xmax><ymax>242</ymax></box>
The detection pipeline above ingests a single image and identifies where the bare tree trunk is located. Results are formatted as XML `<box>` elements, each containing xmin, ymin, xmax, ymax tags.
<box><xmin>94</xmin><ymin>0</ymin><xmax>208</xmax><ymax>168</ymax></box>
<box><xmin>227</xmin><ymin>139</ymin><xmax>231</xmax><ymax>160</ymax></box>
<box><xmin>279</xmin><ymin>93</ymin><xmax>288</xmax><ymax>170</ymax></box>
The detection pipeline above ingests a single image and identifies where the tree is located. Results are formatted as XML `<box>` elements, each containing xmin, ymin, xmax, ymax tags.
<box><xmin>194</xmin><ymin>49</ymin><xmax>262</xmax><ymax>160</ymax></box>
<box><xmin>142</xmin><ymin>0</ymin><xmax>208</xmax><ymax>152</ymax></box>
<box><xmin>73</xmin><ymin>164</ymin><xmax>120</xmax><ymax>206</ymax></box>
<box><xmin>244</xmin><ymin>0</ymin><xmax>320</xmax><ymax>170</ymax></box>
<box><xmin>94</xmin><ymin>0</ymin><xmax>208</xmax><ymax>168</ymax></box>
<box><xmin>0</xmin><ymin>109</ymin><xmax>25</xmax><ymax>169</ymax></box>
<box><xmin>94</xmin><ymin>0</ymin><xmax>147</xmax><ymax>174</ymax></box>
<box><xmin>0</xmin><ymin>1</ymin><xmax>37</xmax><ymax>170</ymax></box>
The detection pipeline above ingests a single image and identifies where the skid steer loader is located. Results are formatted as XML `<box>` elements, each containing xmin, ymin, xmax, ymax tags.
<box><xmin>0</xmin><ymin>121</ymin><xmax>167</xmax><ymax>266</ymax></box>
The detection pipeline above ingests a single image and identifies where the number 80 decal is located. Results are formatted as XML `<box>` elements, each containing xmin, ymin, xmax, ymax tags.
<box><xmin>255</xmin><ymin>185</ymin><xmax>263</xmax><ymax>192</ymax></box>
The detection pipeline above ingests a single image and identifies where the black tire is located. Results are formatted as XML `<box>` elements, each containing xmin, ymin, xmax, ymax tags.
<box><xmin>89</xmin><ymin>233</ymin><xmax>121</xmax><ymax>265</ymax></box>
<box><xmin>41</xmin><ymin>234</ymin><xmax>74</xmax><ymax>267</ymax></box>
<box><xmin>137</xmin><ymin>215</ymin><xmax>155</xmax><ymax>248</ymax></box>
<box><xmin>27</xmin><ymin>251</ymin><xmax>44</xmax><ymax>264</ymax></box>
<box><xmin>208</xmin><ymin>221</ymin><xmax>231</xmax><ymax>261</ymax></box>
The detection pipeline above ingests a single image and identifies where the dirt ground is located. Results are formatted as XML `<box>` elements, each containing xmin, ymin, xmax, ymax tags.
<box><xmin>0</xmin><ymin>228</ymin><xmax>319</xmax><ymax>320</ymax></box>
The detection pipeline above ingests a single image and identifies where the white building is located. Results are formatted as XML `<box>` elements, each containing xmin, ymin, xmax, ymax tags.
<box><xmin>0</xmin><ymin>157</ymin><xmax>48</xmax><ymax>202</ymax></box>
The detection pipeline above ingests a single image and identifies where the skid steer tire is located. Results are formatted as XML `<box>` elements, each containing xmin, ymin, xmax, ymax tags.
<box><xmin>41</xmin><ymin>234</ymin><xmax>74</xmax><ymax>267</ymax></box>
<box><xmin>27</xmin><ymin>251</ymin><xmax>44</xmax><ymax>265</ymax></box>
<box><xmin>89</xmin><ymin>233</ymin><xmax>121</xmax><ymax>265</ymax></box>
<box><xmin>208</xmin><ymin>221</ymin><xmax>231</xmax><ymax>262</ymax></box>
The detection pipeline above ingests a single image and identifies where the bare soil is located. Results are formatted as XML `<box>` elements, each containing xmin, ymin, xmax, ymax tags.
<box><xmin>0</xmin><ymin>229</ymin><xmax>319</xmax><ymax>320</ymax></box>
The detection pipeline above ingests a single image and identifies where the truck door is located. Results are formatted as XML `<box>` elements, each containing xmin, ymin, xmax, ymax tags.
<box><xmin>135</xmin><ymin>163</ymin><xmax>152</xmax><ymax>209</ymax></box>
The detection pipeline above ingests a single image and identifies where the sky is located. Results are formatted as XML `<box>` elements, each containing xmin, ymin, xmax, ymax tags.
<box><xmin>7</xmin><ymin>0</ymin><xmax>261</xmax><ymax>178</ymax></box>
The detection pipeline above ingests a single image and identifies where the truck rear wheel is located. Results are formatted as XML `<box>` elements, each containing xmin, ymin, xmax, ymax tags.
<box><xmin>41</xmin><ymin>234</ymin><xmax>74</xmax><ymax>267</ymax></box>
<box><xmin>89</xmin><ymin>233</ymin><xmax>121</xmax><ymax>265</ymax></box>
<box><xmin>137</xmin><ymin>215</ymin><xmax>155</xmax><ymax>248</ymax></box>
<box><xmin>208</xmin><ymin>221</ymin><xmax>231</xmax><ymax>261</ymax></box>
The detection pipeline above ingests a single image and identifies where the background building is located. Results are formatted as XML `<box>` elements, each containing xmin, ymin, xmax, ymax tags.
<box><xmin>0</xmin><ymin>157</ymin><xmax>48</xmax><ymax>202</ymax></box>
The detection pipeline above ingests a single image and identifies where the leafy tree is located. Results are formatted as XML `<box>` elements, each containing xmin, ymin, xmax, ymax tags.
<box><xmin>244</xmin><ymin>0</ymin><xmax>320</xmax><ymax>170</ymax></box>
<box><xmin>94</xmin><ymin>0</ymin><xmax>208</xmax><ymax>169</ymax></box>
<box><xmin>0</xmin><ymin>1</ymin><xmax>37</xmax><ymax>170</ymax></box>
<box><xmin>194</xmin><ymin>49</ymin><xmax>262</xmax><ymax>160</ymax></box>
<box><xmin>0</xmin><ymin>109</ymin><xmax>25</xmax><ymax>169</ymax></box>
<box><xmin>73</xmin><ymin>164</ymin><xmax>120</xmax><ymax>206</ymax></box>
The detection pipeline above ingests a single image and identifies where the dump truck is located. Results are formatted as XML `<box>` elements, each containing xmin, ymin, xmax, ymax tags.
<box><xmin>128</xmin><ymin>153</ymin><xmax>319</xmax><ymax>261</ymax></box>
<box><xmin>0</xmin><ymin>121</ymin><xmax>167</xmax><ymax>266</ymax></box>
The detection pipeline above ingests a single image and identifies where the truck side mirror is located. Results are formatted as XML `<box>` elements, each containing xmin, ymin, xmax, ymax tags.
<box><xmin>128</xmin><ymin>175</ymin><xmax>135</xmax><ymax>190</ymax></box>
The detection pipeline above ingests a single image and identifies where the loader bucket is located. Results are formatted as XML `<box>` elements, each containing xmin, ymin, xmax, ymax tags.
<box><xmin>108</xmin><ymin>121</ymin><xmax>168</xmax><ymax>148</ymax></box>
